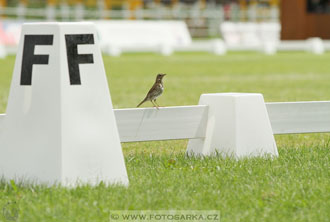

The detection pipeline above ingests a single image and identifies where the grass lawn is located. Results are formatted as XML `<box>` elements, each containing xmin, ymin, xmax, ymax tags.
<box><xmin>0</xmin><ymin>52</ymin><xmax>330</xmax><ymax>222</ymax></box>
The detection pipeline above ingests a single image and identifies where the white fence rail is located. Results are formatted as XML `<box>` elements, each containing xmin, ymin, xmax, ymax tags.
<box><xmin>115</xmin><ymin>101</ymin><xmax>330</xmax><ymax>142</ymax></box>
<box><xmin>266</xmin><ymin>101</ymin><xmax>330</xmax><ymax>134</ymax></box>
<box><xmin>114</xmin><ymin>105</ymin><xmax>208</xmax><ymax>142</ymax></box>
<box><xmin>0</xmin><ymin>101</ymin><xmax>329</xmax><ymax>143</ymax></box>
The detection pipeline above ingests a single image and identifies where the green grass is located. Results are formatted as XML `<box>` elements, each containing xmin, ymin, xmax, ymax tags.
<box><xmin>0</xmin><ymin>52</ymin><xmax>330</xmax><ymax>222</ymax></box>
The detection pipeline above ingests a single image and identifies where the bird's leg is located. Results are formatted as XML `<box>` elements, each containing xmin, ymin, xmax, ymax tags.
<box><xmin>154</xmin><ymin>100</ymin><xmax>161</xmax><ymax>108</ymax></box>
<box><xmin>151</xmin><ymin>100</ymin><xmax>159</xmax><ymax>110</ymax></box>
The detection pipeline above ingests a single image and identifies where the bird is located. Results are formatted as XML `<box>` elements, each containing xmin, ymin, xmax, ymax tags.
<box><xmin>137</xmin><ymin>73</ymin><xmax>166</xmax><ymax>109</ymax></box>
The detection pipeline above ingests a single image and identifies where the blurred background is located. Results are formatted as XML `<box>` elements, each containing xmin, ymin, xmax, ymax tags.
<box><xmin>0</xmin><ymin>0</ymin><xmax>330</xmax><ymax>56</ymax></box>
<box><xmin>0</xmin><ymin>0</ymin><xmax>281</xmax><ymax>37</ymax></box>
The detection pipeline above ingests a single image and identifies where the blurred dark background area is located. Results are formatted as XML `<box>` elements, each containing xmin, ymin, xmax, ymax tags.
<box><xmin>307</xmin><ymin>0</ymin><xmax>330</xmax><ymax>13</ymax></box>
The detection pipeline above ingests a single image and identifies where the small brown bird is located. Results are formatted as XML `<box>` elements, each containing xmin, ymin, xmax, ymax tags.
<box><xmin>137</xmin><ymin>73</ymin><xmax>166</xmax><ymax>109</ymax></box>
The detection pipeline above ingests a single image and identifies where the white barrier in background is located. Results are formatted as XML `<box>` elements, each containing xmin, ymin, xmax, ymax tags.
<box><xmin>307</xmin><ymin>38</ymin><xmax>325</xmax><ymax>54</ymax></box>
<box><xmin>278</xmin><ymin>39</ymin><xmax>325</xmax><ymax>54</ymax></box>
<box><xmin>0</xmin><ymin>22</ymin><xmax>128</xmax><ymax>187</ymax></box>
<box><xmin>1</xmin><ymin>20</ymin><xmax>225</xmax><ymax>56</ymax></box>
<box><xmin>94</xmin><ymin>20</ymin><xmax>192</xmax><ymax>56</ymax></box>
<box><xmin>0</xmin><ymin>20</ymin><xmax>22</xmax><ymax>54</ymax></box>
<box><xmin>220</xmin><ymin>22</ymin><xmax>328</xmax><ymax>55</ymax></box>
<box><xmin>220</xmin><ymin>22</ymin><xmax>281</xmax><ymax>54</ymax></box>
<box><xmin>1</xmin><ymin>20</ymin><xmax>329</xmax><ymax>56</ymax></box>
<box><xmin>0</xmin><ymin>44</ymin><xmax>7</xmax><ymax>58</ymax></box>
<box><xmin>175</xmin><ymin>39</ymin><xmax>227</xmax><ymax>55</ymax></box>
<box><xmin>324</xmin><ymin>40</ymin><xmax>330</xmax><ymax>50</ymax></box>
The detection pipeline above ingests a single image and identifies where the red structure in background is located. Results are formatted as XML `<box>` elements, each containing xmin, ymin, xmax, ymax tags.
<box><xmin>281</xmin><ymin>0</ymin><xmax>330</xmax><ymax>40</ymax></box>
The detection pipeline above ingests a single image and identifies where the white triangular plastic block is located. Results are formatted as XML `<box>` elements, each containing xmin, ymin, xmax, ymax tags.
<box><xmin>0</xmin><ymin>22</ymin><xmax>128</xmax><ymax>186</ymax></box>
<box><xmin>187</xmin><ymin>93</ymin><xmax>278</xmax><ymax>158</ymax></box>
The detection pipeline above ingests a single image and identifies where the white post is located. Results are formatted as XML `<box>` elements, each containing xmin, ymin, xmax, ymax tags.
<box><xmin>97</xmin><ymin>0</ymin><xmax>106</xmax><ymax>19</ymax></box>
<box><xmin>46</xmin><ymin>5</ymin><xmax>56</xmax><ymax>21</ymax></box>
<box><xmin>247</xmin><ymin>2</ymin><xmax>257</xmax><ymax>22</ymax></box>
<box><xmin>307</xmin><ymin>37</ymin><xmax>324</xmax><ymax>55</ymax></box>
<box><xmin>212</xmin><ymin>39</ymin><xmax>227</xmax><ymax>55</ymax></box>
<box><xmin>159</xmin><ymin>44</ymin><xmax>174</xmax><ymax>56</ymax></box>
<box><xmin>187</xmin><ymin>93</ymin><xmax>278</xmax><ymax>158</ymax></box>
<box><xmin>0</xmin><ymin>43</ymin><xmax>7</xmax><ymax>59</ymax></box>
<box><xmin>262</xmin><ymin>41</ymin><xmax>277</xmax><ymax>55</ymax></box>
<box><xmin>0</xmin><ymin>22</ymin><xmax>129</xmax><ymax>187</ymax></box>
<box><xmin>270</xmin><ymin>5</ymin><xmax>279</xmax><ymax>22</ymax></box>
<box><xmin>16</xmin><ymin>2</ymin><xmax>26</xmax><ymax>20</ymax></box>
<box><xmin>107</xmin><ymin>44</ymin><xmax>122</xmax><ymax>57</ymax></box>
<box><xmin>60</xmin><ymin>3</ymin><xmax>70</xmax><ymax>21</ymax></box>
<box><xmin>75</xmin><ymin>3</ymin><xmax>84</xmax><ymax>20</ymax></box>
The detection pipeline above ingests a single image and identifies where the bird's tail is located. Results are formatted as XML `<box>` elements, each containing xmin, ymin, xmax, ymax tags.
<box><xmin>137</xmin><ymin>97</ymin><xmax>148</xmax><ymax>107</ymax></box>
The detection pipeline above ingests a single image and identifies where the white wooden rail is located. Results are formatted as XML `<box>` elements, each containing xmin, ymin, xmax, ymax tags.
<box><xmin>114</xmin><ymin>105</ymin><xmax>208</xmax><ymax>142</ymax></box>
<box><xmin>266</xmin><ymin>101</ymin><xmax>330</xmax><ymax>134</ymax></box>
<box><xmin>114</xmin><ymin>101</ymin><xmax>330</xmax><ymax>142</ymax></box>
<box><xmin>0</xmin><ymin>101</ymin><xmax>329</xmax><ymax>142</ymax></box>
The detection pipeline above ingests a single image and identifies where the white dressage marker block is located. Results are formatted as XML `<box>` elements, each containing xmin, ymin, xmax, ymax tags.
<box><xmin>187</xmin><ymin>93</ymin><xmax>278</xmax><ymax>158</ymax></box>
<box><xmin>0</xmin><ymin>22</ymin><xmax>128</xmax><ymax>186</ymax></box>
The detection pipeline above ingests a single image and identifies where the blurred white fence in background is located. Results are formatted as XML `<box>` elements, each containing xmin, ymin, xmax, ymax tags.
<box><xmin>1</xmin><ymin>20</ymin><xmax>330</xmax><ymax>58</ymax></box>
<box><xmin>220</xmin><ymin>22</ymin><xmax>330</xmax><ymax>55</ymax></box>
<box><xmin>220</xmin><ymin>22</ymin><xmax>329</xmax><ymax>55</ymax></box>
<box><xmin>0</xmin><ymin>5</ymin><xmax>224</xmax><ymax>37</ymax></box>
<box><xmin>94</xmin><ymin>20</ymin><xmax>192</xmax><ymax>56</ymax></box>
<box><xmin>0</xmin><ymin>1</ymin><xmax>280</xmax><ymax>38</ymax></box>
<box><xmin>220</xmin><ymin>21</ymin><xmax>280</xmax><ymax>54</ymax></box>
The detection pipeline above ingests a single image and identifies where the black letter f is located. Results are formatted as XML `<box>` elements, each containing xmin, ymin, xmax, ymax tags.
<box><xmin>65</xmin><ymin>34</ymin><xmax>94</xmax><ymax>85</ymax></box>
<box><xmin>20</xmin><ymin>35</ymin><xmax>53</xmax><ymax>85</ymax></box>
